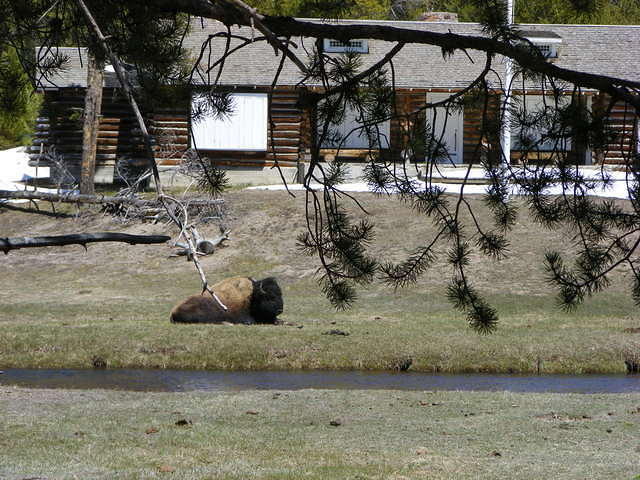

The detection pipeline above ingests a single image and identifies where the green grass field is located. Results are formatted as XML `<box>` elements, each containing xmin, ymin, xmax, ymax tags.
<box><xmin>1</xmin><ymin>190</ymin><xmax>639</xmax><ymax>373</ymax></box>
<box><xmin>2</xmin><ymin>189</ymin><xmax>640</xmax><ymax>479</ymax></box>
<box><xmin>2</xmin><ymin>387</ymin><xmax>639</xmax><ymax>479</ymax></box>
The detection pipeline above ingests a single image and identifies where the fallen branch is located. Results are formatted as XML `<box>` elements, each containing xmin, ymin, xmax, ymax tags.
<box><xmin>160</xmin><ymin>195</ymin><xmax>228</xmax><ymax>311</ymax></box>
<box><xmin>0</xmin><ymin>190</ymin><xmax>223</xmax><ymax>208</ymax></box>
<box><xmin>174</xmin><ymin>229</ymin><xmax>230</xmax><ymax>257</ymax></box>
<box><xmin>197</xmin><ymin>229</ymin><xmax>230</xmax><ymax>254</ymax></box>
<box><xmin>0</xmin><ymin>232</ymin><xmax>171</xmax><ymax>253</ymax></box>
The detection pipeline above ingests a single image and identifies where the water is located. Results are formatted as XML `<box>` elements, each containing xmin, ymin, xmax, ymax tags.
<box><xmin>1</xmin><ymin>368</ymin><xmax>639</xmax><ymax>393</ymax></box>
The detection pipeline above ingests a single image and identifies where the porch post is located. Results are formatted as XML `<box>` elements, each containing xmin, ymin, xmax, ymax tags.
<box><xmin>500</xmin><ymin>0</ymin><xmax>514</xmax><ymax>166</ymax></box>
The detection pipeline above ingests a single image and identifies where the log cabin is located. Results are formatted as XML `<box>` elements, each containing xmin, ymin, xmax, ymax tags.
<box><xmin>32</xmin><ymin>17</ymin><xmax>640</xmax><ymax>184</ymax></box>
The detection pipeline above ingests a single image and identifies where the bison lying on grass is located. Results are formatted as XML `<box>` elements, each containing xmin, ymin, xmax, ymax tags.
<box><xmin>170</xmin><ymin>276</ymin><xmax>283</xmax><ymax>324</ymax></box>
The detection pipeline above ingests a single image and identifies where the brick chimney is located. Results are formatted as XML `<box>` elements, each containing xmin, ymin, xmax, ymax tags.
<box><xmin>420</xmin><ymin>11</ymin><xmax>458</xmax><ymax>22</ymax></box>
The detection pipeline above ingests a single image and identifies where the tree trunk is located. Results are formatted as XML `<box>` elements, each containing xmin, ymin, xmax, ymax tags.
<box><xmin>79</xmin><ymin>51</ymin><xmax>104</xmax><ymax>195</ymax></box>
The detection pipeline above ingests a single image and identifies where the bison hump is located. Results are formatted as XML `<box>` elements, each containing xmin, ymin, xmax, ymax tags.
<box><xmin>211</xmin><ymin>277</ymin><xmax>254</xmax><ymax>315</ymax></box>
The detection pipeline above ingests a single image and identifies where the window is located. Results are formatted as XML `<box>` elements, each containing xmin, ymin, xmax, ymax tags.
<box><xmin>323</xmin><ymin>38</ymin><xmax>369</xmax><ymax>54</ymax></box>
<box><xmin>190</xmin><ymin>93</ymin><xmax>268</xmax><ymax>151</ymax></box>
<box><xmin>519</xmin><ymin>30</ymin><xmax>562</xmax><ymax>59</ymax></box>
<box><xmin>320</xmin><ymin>103</ymin><xmax>390</xmax><ymax>149</ymax></box>
<box><xmin>511</xmin><ymin>95</ymin><xmax>572</xmax><ymax>151</ymax></box>
<box><xmin>533</xmin><ymin>43</ymin><xmax>558</xmax><ymax>58</ymax></box>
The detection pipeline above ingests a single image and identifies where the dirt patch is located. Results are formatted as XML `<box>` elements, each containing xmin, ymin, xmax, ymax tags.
<box><xmin>0</xmin><ymin>189</ymin><xmax>633</xmax><ymax>306</ymax></box>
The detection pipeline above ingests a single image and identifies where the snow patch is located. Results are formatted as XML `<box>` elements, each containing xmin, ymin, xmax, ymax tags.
<box><xmin>0</xmin><ymin>146</ymin><xmax>63</xmax><ymax>203</ymax></box>
<box><xmin>0</xmin><ymin>147</ymin><xmax>49</xmax><ymax>182</ymax></box>
<box><xmin>248</xmin><ymin>166</ymin><xmax>633</xmax><ymax>200</ymax></box>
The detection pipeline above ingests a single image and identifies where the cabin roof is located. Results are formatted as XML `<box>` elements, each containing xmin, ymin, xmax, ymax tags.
<box><xmin>37</xmin><ymin>19</ymin><xmax>640</xmax><ymax>90</ymax></box>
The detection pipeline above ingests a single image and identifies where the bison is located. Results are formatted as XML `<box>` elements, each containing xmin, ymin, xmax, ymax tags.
<box><xmin>170</xmin><ymin>276</ymin><xmax>283</xmax><ymax>324</ymax></box>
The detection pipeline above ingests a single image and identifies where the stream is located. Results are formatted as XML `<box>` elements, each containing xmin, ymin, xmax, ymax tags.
<box><xmin>1</xmin><ymin>368</ymin><xmax>640</xmax><ymax>393</ymax></box>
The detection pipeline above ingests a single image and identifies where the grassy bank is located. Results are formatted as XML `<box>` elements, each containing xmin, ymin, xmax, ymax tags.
<box><xmin>1</xmin><ymin>387</ymin><xmax>639</xmax><ymax>479</ymax></box>
<box><xmin>1</xmin><ymin>190</ymin><xmax>639</xmax><ymax>373</ymax></box>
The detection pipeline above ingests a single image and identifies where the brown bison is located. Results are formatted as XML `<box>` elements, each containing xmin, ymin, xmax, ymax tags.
<box><xmin>170</xmin><ymin>276</ymin><xmax>283</xmax><ymax>324</ymax></box>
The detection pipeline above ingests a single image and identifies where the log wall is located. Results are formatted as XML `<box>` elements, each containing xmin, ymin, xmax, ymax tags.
<box><xmin>30</xmin><ymin>86</ymin><xmax>306</xmax><ymax>180</ymax></box>
<box><xmin>462</xmin><ymin>94</ymin><xmax>500</xmax><ymax>164</ymax></box>
<box><xmin>31</xmin><ymin>88</ymin><xmax>151</xmax><ymax>173</ymax></box>
<box><xmin>31</xmin><ymin>87</ymin><xmax>638</xmax><ymax>177</ymax></box>
<box><xmin>600</xmin><ymin>96</ymin><xmax>638</xmax><ymax>165</ymax></box>
<box><xmin>391</xmin><ymin>90</ymin><xmax>427</xmax><ymax>160</ymax></box>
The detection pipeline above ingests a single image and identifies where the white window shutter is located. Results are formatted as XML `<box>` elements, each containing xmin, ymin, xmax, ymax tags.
<box><xmin>191</xmin><ymin>93</ymin><xmax>268</xmax><ymax>151</ymax></box>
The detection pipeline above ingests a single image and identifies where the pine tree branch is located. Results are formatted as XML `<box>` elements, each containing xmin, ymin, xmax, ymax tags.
<box><xmin>158</xmin><ymin>0</ymin><xmax>640</xmax><ymax>109</ymax></box>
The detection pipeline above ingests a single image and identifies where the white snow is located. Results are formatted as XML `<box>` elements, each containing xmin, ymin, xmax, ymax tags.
<box><xmin>0</xmin><ymin>147</ymin><xmax>49</xmax><ymax>182</ymax></box>
<box><xmin>248</xmin><ymin>166</ymin><xmax>634</xmax><ymax>200</ymax></box>
<box><xmin>0</xmin><ymin>146</ymin><xmax>61</xmax><ymax>203</ymax></box>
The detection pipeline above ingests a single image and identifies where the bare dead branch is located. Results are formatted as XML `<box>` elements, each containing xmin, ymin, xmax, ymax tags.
<box><xmin>0</xmin><ymin>233</ymin><xmax>171</xmax><ymax>253</ymax></box>
<box><xmin>173</xmin><ymin>229</ymin><xmax>230</xmax><ymax>256</ymax></box>
<box><xmin>0</xmin><ymin>190</ymin><xmax>223</xmax><ymax>208</ymax></box>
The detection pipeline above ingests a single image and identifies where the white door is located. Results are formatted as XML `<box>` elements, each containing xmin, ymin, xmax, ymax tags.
<box><xmin>426</xmin><ymin>92</ymin><xmax>464</xmax><ymax>164</ymax></box>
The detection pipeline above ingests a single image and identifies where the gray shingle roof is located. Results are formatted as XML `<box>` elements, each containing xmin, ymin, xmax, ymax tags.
<box><xmin>36</xmin><ymin>47</ymin><xmax>122</xmax><ymax>89</ymax></box>
<box><xmin>38</xmin><ymin>19</ymin><xmax>640</xmax><ymax>90</ymax></box>
<box><xmin>36</xmin><ymin>47</ymin><xmax>87</xmax><ymax>89</ymax></box>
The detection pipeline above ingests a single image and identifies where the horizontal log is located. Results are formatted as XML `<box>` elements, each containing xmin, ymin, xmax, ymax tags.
<box><xmin>604</xmin><ymin>145</ymin><xmax>633</xmax><ymax>151</ymax></box>
<box><xmin>0</xmin><ymin>190</ymin><xmax>154</xmax><ymax>207</ymax></box>
<box><xmin>96</xmin><ymin>131</ymin><xmax>126</xmax><ymax>138</ymax></box>
<box><xmin>271</xmin><ymin>123</ymin><xmax>301</xmax><ymax>130</ymax></box>
<box><xmin>35</xmin><ymin>137</ymin><xmax>149</xmax><ymax>146</ymax></box>
<box><xmin>0</xmin><ymin>232</ymin><xmax>171</xmax><ymax>253</ymax></box>
<box><xmin>28</xmin><ymin>153</ymin><xmax>114</xmax><ymax>162</ymax></box>
<box><xmin>33</xmin><ymin>145</ymin><xmax>146</xmax><ymax>154</ymax></box>
<box><xmin>269</xmin><ymin>140</ymin><xmax>300</xmax><ymax>147</ymax></box>
<box><xmin>150</xmin><ymin>123</ymin><xmax>189</xmax><ymax>129</ymax></box>
<box><xmin>269</xmin><ymin>115</ymin><xmax>301</xmax><ymax>123</ymax></box>
<box><xmin>268</xmin><ymin>146</ymin><xmax>299</xmax><ymax>152</ymax></box>
<box><xmin>210</xmin><ymin>160</ymin><xmax>297</xmax><ymax>168</ymax></box>
<box><xmin>268</xmin><ymin>152</ymin><xmax>300</xmax><ymax>159</ymax></box>
<box><xmin>270</xmin><ymin>96</ymin><xmax>299</xmax><ymax>101</ymax></box>
<box><xmin>0</xmin><ymin>190</ymin><xmax>224</xmax><ymax>208</ymax></box>
<box><xmin>150</xmin><ymin>115</ymin><xmax>189</xmax><ymax>122</ymax></box>
<box><xmin>270</xmin><ymin>101</ymin><xmax>299</xmax><ymax>108</ymax></box>
<box><xmin>100</xmin><ymin>117</ymin><xmax>136</xmax><ymax>124</ymax></box>
<box><xmin>269</xmin><ymin>138</ymin><xmax>299</xmax><ymax>145</ymax></box>
<box><xmin>150</xmin><ymin>129</ymin><xmax>189</xmax><ymax>136</ymax></box>
<box><xmin>605</xmin><ymin>139</ymin><xmax>634</xmax><ymax>146</ymax></box>
<box><xmin>47</xmin><ymin>120</ymin><xmax>84</xmax><ymax>127</ymax></box>
<box><xmin>271</xmin><ymin>107</ymin><xmax>300</xmax><ymax>114</ymax></box>
<box><xmin>270</xmin><ymin>131</ymin><xmax>302</xmax><ymax>139</ymax></box>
